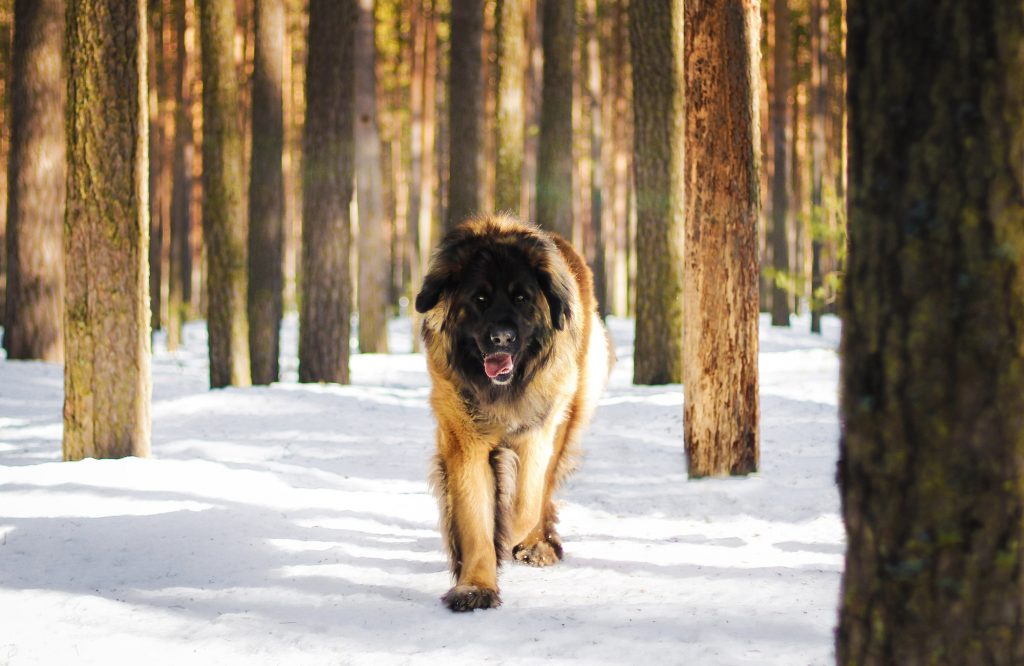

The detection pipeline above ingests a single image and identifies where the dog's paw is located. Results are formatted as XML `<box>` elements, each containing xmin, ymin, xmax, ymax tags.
<box><xmin>513</xmin><ymin>534</ymin><xmax>563</xmax><ymax>567</ymax></box>
<box><xmin>442</xmin><ymin>584</ymin><xmax>501</xmax><ymax>612</ymax></box>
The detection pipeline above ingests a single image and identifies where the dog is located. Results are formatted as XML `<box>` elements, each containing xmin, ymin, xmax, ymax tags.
<box><xmin>415</xmin><ymin>214</ymin><xmax>612</xmax><ymax>611</ymax></box>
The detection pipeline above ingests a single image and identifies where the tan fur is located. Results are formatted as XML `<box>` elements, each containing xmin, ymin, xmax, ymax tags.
<box><xmin>420</xmin><ymin>215</ymin><xmax>612</xmax><ymax>609</ymax></box>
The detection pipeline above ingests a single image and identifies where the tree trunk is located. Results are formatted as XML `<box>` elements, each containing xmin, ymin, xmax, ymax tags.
<box><xmin>354</xmin><ymin>0</ymin><xmax>389</xmax><ymax>354</ymax></box>
<box><xmin>629</xmin><ymin>0</ymin><xmax>683</xmax><ymax>385</ymax></box>
<box><xmin>3</xmin><ymin>0</ymin><xmax>65</xmax><ymax>362</ymax></box>
<box><xmin>167</xmin><ymin>0</ymin><xmax>193</xmax><ymax>352</ymax></box>
<box><xmin>247</xmin><ymin>0</ymin><xmax>284</xmax><ymax>383</ymax></box>
<box><xmin>147</xmin><ymin>1</ymin><xmax>163</xmax><ymax>333</ymax></box>
<box><xmin>445</xmin><ymin>0</ymin><xmax>483</xmax><ymax>230</ymax></box>
<box><xmin>682</xmin><ymin>0</ymin><xmax>760</xmax><ymax>477</ymax></box>
<box><xmin>769</xmin><ymin>0</ymin><xmax>790</xmax><ymax>327</ymax></box>
<box><xmin>808</xmin><ymin>0</ymin><xmax>826</xmax><ymax>334</ymax></box>
<box><xmin>199</xmin><ymin>0</ymin><xmax>250</xmax><ymax>387</ymax></box>
<box><xmin>837</xmin><ymin>1</ymin><xmax>1024</xmax><ymax>662</ymax></box>
<box><xmin>493</xmin><ymin>0</ymin><xmax>524</xmax><ymax>214</ymax></box>
<box><xmin>583</xmin><ymin>0</ymin><xmax>605</xmax><ymax>317</ymax></box>
<box><xmin>534</xmin><ymin>0</ymin><xmax>573</xmax><ymax>239</ymax></box>
<box><xmin>299</xmin><ymin>0</ymin><xmax>354</xmax><ymax>384</ymax></box>
<box><xmin>64</xmin><ymin>0</ymin><xmax>151</xmax><ymax>460</ymax></box>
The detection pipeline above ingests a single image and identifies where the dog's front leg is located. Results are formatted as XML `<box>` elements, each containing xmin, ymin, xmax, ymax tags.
<box><xmin>432</xmin><ymin>430</ymin><xmax>502</xmax><ymax>611</ymax></box>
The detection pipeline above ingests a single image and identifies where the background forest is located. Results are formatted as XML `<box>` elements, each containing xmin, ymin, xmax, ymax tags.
<box><xmin>0</xmin><ymin>0</ymin><xmax>847</xmax><ymax>373</ymax></box>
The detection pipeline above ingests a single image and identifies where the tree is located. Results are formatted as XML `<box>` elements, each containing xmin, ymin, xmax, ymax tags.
<box><xmin>63</xmin><ymin>0</ymin><xmax>151</xmax><ymax>460</ymax></box>
<box><xmin>354</xmin><ymin>0</ymin><xmax>389</xmax><ymax>354</ymax></box>
<box><xmin>3</xmin><ymin>0</ymin><xmax>66</xmax><ymax>362</ymax></box>
<box><xmin>769</xmin><ymin>0</ymin><xmax>790</xmax><ymax>327</ymax></box>
<box><xmin>166</xmin><ymin>0</ymin><xmax>193</xmax><ymax>352</ymax></box>
<box><xmin>493</xmin><ymin>0</ymin><xmax>524</xmax><ymax>214</ymax></box>
<box><xmin>808</xmin><ymin>0</ymin><xmax>826</xmax><ymax>334</ymax></box>
<box><xmin>247</xmin><ymin>0</ymin><xmax>285</xmax><ymax>383</ymax></box>
<box><xmin>445</xmin><ymin>0</ymin><xmax>483</xmax><ymax>230</ymax></box>
<box><xmin>534</xmin><ymin>0</ymin><xmax>573</xmax><ymax>239</ymax></box>
<box><xmin>199</xmin><ymin>0</ymin><xmax>250</xmax><ymax>388</ymax></box>
<box><xmin>837</xmin><ymin>2</ymin><xmax>1024</xmax><ymax>662</ymax></box>
<box><xmin>629</xmin><ymin>0</ymin><xmax>683</xmax><ymax>384</ymax></box>
<box><xmin>682</xmin><ymin>0</ymin><xmax>760</xmax><ymax>477</ymax></box>
<box><xmin>299</xmin><ymin>0</ymin><xmax>355</xmax><ymax>384</ymax></box>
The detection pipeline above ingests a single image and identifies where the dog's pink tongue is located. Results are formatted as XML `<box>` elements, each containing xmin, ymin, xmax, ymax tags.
<box><xmin>484</xmin><ymin>353</ymin><xmax>513</xmax><ymax>378</ymax></box>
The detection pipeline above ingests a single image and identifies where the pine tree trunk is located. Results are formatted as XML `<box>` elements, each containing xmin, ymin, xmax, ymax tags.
<box><xmin>147</xmin><ymin>2</ymin><xmax>163</xmax><ymax>333</ymax></box>
<box><xmin>354</xmin><ymin>0</ymin><xmax>389</xmax><ymax>354</ymax></box>
<box><xmin>769</xmin><ymin>0</ymin><xmax>790</xmax><ymax>327</ymax></box>
<box><xmin>629</xmin><ymin>0</ymin><xmax>684</xmax><ymax>385</ymax></box>
<box><xmin>247</xmin><ymin>0</ymin><xmax>284</xmax><ymax>383</ymax></box>
<box><xmin>167</xmin><ymin>0</ymin><xmax>193</xmax><ymax>352</ymax></box>
<box><xmin>64</xmin><ymin>0</ymin><xmax>151</xmax><ymax>460</ymax></box>
<box><xmin>445</xmin><ymin>0</ymin><xmax>483</xmax><ymax>230</ymax></box>
<box><xmin>808</xmin><ymin>0</ymin><xmax>826</xmax><ymax>334</ymax></box>
<box><xmin>683</xmin><ymin>0</ymin><xmax>760</xmax><ymax>477</ymax></box>
<box><xmin>535</xmin><ymin>0</ymin><xmax>573</xmax><ymax>239</ymax></box>
<box><xmin>838</xmin><ymin>2</ymin><xmax>1024</xmax><ymax>662</ymax></box>
<box><xmin>3</xmin><ymin>0</ymin><xmax>65</xmax><ymax>362</ymax></box>
<box><xmin>299</xmin><ymin>0</ymin><xmax>354</xmax><ymax>384</ymax></box>
<box><xmin>583</xmin><ymin>0</ymin><xmax>605</xmax><ymax>317</ymax></box>
<box><xmin>493</xmin><ymin>0</ymin><xmax>524</xmax><ymax>214</ymax></box>
<box><xmin>199</xmin><ymin>0</ymin><xmax>250</xmax><ymax>387</ymax></box>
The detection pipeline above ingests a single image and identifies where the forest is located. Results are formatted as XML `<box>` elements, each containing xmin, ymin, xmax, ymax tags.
<box><xmin>0</xmin><ymin>0</ymin><xmax>1022</xmax><ymax>663</ymax></box>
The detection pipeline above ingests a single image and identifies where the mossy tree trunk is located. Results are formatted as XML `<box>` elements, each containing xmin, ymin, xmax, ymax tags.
<box><xmin>493</xmin><ymin>0</ymin><xmax>524</xmax><ymax>214</ymax></box>
<box><xmin>837</xmin><ymin>1</ymin><xmax>1024</xmax><ymax>662</ymax></box>
<box><xmin>535</xmin><ymin>0</ymin><xmax>573</xmax><ymax>239</ymax></box>
<box><xmin>354</xmin><ymin>0</ymin><xmax>389</xmax><ymax>354</ymax></box>
<box><xmin>445</xmin><ymin>0</ymin><xmax>483</xmax><ymax>230</ymax></box>
<box><xmin>167</xmin><ymin>0</ymin><xmax>192</xmax><ymax>352</ymax></box>
<box><xmin>299</xmin><ymin>0</ymin><xmax>355</xmax><ymax>384</ymax></box>
<box><xmin>682</xmin><ymin>0</ymin><xmax>760</xmax><ymax>477</ymax></box>
<box><xmin>64</xmin><ymin>0</ymin><xmax>151</xmax><ymax>460</ymax></box>
<box><xmin>629</xmin><ymin>0</ymin><xmax>683</xmax><ymax>384</ymax></box>
<box><xmin>199</xmin><ymin>0</ymin><xmax>250</xmax><ymax>388</ymax></box>
<box><xmin>3</xmin><ymin>0</ymin><xmax>66</xmax><ymax>362</ymax></box>
<box><xmin>247</xmin><ymin>0</ymin><xmax>284</xmax><ymax>383</ymax></box>
<box><xmin>768</xmin><ymin>0</ymin><xmax>790</xmax><ymax>327</ymax></box>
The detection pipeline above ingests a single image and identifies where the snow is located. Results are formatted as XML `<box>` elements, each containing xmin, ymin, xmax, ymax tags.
<box><xmin>0</xmin><ymin>313</ymin><xmax>843</xmax><ymax>665</ymax></box>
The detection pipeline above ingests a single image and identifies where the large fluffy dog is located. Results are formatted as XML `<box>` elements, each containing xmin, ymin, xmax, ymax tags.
<box><xmin>415</xmin><ymin>214</ymin><xmax>612</xmax><ymax>611</ymax></box>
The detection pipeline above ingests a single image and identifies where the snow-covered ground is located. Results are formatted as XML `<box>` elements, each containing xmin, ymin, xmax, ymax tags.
<box><xmin>0</xmin><ymin>314</ymin><xmax>843</xmax><ymax>665</ymax></box>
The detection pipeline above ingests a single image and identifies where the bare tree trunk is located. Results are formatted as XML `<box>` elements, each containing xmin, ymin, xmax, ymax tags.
<box><xmin>535</xmin><ymin>0</ymin><xmax>573</xmax><ymax>239</ymax></box>
<box><xmin>630</xmin><ymin>0</ymin><xmax>684</xmax><ymax>385</ymax></box>
<box><xmin>809</xmin><ymin>0</ymin><xmax>826</xmax><ymax>333</ymax></box>
<box><xmin>3</xmin><ymin>0</ymin><xmax>65</xmax><ymax>362</ymax></box>
<box><xmin>199</xmin><ymin>0</ymin><xmax>250</xmax><ymax>387</ymax></box>
<box><xmin>445</xmin><ymin>0</ymin><xmax>483</xmax><ymax>230</ymax></box>
<box><xmin>769</xmin><ymin>0</ymin><xmax>790</xmax><ymax>326</ymax></box>
<box><xmin>247</xmin><ymin>0</ymin><xmax>284</xmax><ymax>383</ymax></box>
<box><xmin>683</xmin><ymin>0</ymin><xmax>760</xmax><ymax>477</ymax></box>
<box><xmin>583</xmin><ymin>0</ymin><xmax>605</xmax><ymax>317</ymax></box>
<box><xmin>493</xmin><ymin>0</ymin><xmax>524</xmax><ymax>214</ymax></box>
<box><xmin>147</xmin><ymin>1</ymin><xmax>163</xmax><ymax>333</ymax></box>
<box><xmin>167</xmin><ymin>0</ymin><xmax>193</xmax><ymax>351</ymax></box>
<box><xmin>838</xmin><ymin>1</ymin><xmax>1024</xmax><ymax>661</ymax></box>
<box><xmin>0</xmin><ymin>4</ymin><xmax>12</xmax><ymax>327</ymax></box>
<box><xmin>354</xmin><ymin>0</ymin><xmax>389</xmax><ymax>353</ymax></box>
<box><xmin>299</xmin><ymin>0</ymin><xmax>354</xmax><ymax>383</ymax></box>
<box><xmin>64</xmin><ymin>0</ymin><xmax>151</xmax><ymax>460</ymax></box>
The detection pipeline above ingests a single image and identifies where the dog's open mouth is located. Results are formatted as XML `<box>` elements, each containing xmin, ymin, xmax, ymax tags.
<box><xmin>483</xmin><ymin>352</ymin><xmax>515</xmax><ymax>384</ymax></box>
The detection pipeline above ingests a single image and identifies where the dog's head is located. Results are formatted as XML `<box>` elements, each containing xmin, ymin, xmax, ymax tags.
<box><xmin>415</xmin><ymin>217</ymin><xmax>575</xmax><ymax>391</ymax></box>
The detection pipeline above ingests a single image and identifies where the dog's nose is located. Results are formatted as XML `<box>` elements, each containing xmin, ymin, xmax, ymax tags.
<box><xmin>489</xmin><ymin>326</ymin><xmax>517</xmax><ymax>347</ymax></box>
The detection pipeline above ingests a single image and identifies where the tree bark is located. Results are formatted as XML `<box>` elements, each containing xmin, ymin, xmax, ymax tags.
<box><xmin>629</xmin><ymin>0</ymin><xmax>684</xmax><ymax>385</ymax></box>
<box><xmin>299</xmin><ymin>0</ymin><xmax>355</xmax><ymax>384</ymax></box>
<box><xmin>199</xmin><ymin>0</ymin><xmax>250</xmax><ymax>387</ymax></box>
<box><xmin>769</xmin><ymin>0</ymin><xmax>790</xmax><ymax>326</ymax></box>
<box><xmin>838</xmin><ymin>1</ymin><xmax>1024</xmax><ymax>662</ymax></box>
<box><xmin>535</xmin><ymin>0</ymin><xmax>573</xmax><ymax>239</ymax></box>
<box><xmin>64</xmin><ymin>0</ymin><xmax>151</xmax><ymax>460</ymax></box>
<box><xmin>354</xmin><ymin>0</ymin><xmax>389</xmax><ymax>354</ymax></box>
<box><xmin>445</xmin><ymin>0</ymin><xmax>483</xmax><ymax>230</ymax></box>
<box><xmin>3</xmin><ymin>0</ymin><xmax>65</xmax><ymax>362</ymax></box>
<box><xmin>247</xmin><ymin>0</ymin><xmax>284</xmax><ymax>383</ymax></box>
<box><xmin>583</xmin><ymin>0</ymin><xmax>605</xmax><ymax>317</ymax></box>
<box><xmin>808</xmin><ymin>0</ymin><xmax>826</xmax><ymax>334</ymax></box>
<box><xmin>493</xmin><ymin>0</ymin><xmax>524</xmax><ymax>214</ymax></box>
<box><xmin>683</xmin><ymin>0</ymin><xmax>760</xmax><ymax>477</ymax></box>
<box><xmin>167</xmin><ymin>0</ymin><xmax>193</xmax><ymax>352</ymax></box>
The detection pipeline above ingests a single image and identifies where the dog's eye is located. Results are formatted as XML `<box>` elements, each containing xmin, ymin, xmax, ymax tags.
<box><xmin>475</xmin><ymin>294</ymin><xmax>489</xmax><ymax>306</ymax></box>
<box><xmin>514</xmin><ymin>294</ymin><xmax>526</xmax><ymax>304</ymax></box>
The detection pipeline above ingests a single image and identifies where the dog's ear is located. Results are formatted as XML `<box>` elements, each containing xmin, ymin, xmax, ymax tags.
<box><xmin>537</xmin><ymin>267</ymin><xmax>573</xmax><ymax>331</ymax></box>
<box><xmin>415</xmin><ymin>270</ymin><xmax>451</xmax><ymax>313</ymax></box>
